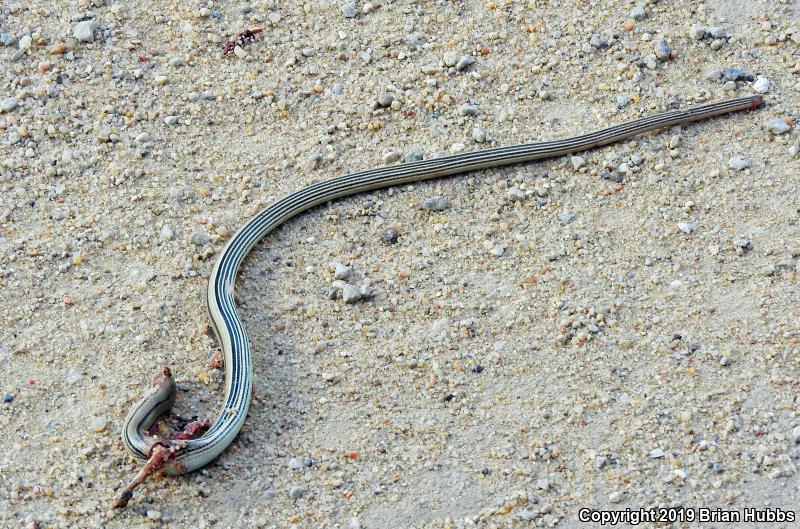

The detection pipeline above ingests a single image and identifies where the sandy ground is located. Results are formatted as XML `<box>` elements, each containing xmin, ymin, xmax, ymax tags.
<box><xmin>1</xmin><ymin>1</ymin><xmax>799</xmax><ymax>528</ymax></box>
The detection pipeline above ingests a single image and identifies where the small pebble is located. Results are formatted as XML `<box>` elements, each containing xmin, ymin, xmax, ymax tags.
<box><xmin>708</xmin><ymin>27</ymin><xmax>725</xmax><ymax>39</ymax></box>
<box><xmin>507</xmin><ymin>187</ymin><xmax>526</xmax><ymax>201</ymax></box>
<box><xmin>459</xmin><ymin>104</ymin><xmax>479</xmax><ymax>117</ymax></box>
<box><xmin>382</xmin><ymin>150</ymin><xmax>401</xmax><ymax>164</ymax></box>
<box><xmin>381</xmin><ymin>228</ymin><xmax>399</xmax><ymax>244</ymax></box>
<box><xmin>288</xmin><ymin>485</ymin><xmax>307</xmax><ymax>499</ymax></box>
<box><xmin>341</xmin><ymin>3</ymin><xmax>357</xmax><ymax>18</ymax></box>
<box><xmin>191</xmin><ymin>232</ymin><xmax>209</xmax><ymax>246</ymax></box>
<box><xmin>651</xmin><ymin>448</ymin><xmax>665</xmax><ymax>458</ymax></box>
<box><xmin>571</xmin><ymin>156</ymin><xmax>586</xmax><ymax>170</ymax></box>
<box><xmin>146</xmin><ymin>511</ymin><xmax>161</xmax><ymax>521</ymax></box>
<box><xmin>654</xmin><ymin>39</ymin><xmax>671</xmax><ymax>60</ymax></box>
<box><xmin>73</xmin><ymin>20</ymin><xmax>97</xmax><ymax>43</ymax></box>
<box><xmin>342</xmin><ymin>284</ymin><xmax>362</xmax><ymax>304</ymax></box>
<box><xmin>677</xmin><ymin>222</ymin><xmax>694</xmax><ymax>234</ymax></box>
<box><xmin>18</xmin><ymin>35</ymin><xmax>32</xmax><ymax>50</ymax></box>
<box><xmin>589</xmin><ymin>34</ymin><xmax>608</xmax><ymax>49</ymax></box>
<box><xmin>1</xmin><ymin>97</ymin><xmax>18</xmax><ymax>113</ymax></box>
<box><xmin>721</xmin><ymin>67</ymin><xmax>753</xmax><ymax>82</ymax></box>
<box><xmin>472</xmin><ymin>127</ymin><xmax>487</xmax><ymax>143</ymax></box>
<box><xmin>422</xmin><ymin>196</ymin><xmax>450</xmax><ymax>211</ymax></box>
<box><xmin>377</xmin><ymin>93</ymin><xmax>394</xmax><ymax>108</ymax></box>
<box><xmin>159</xmin><ymin>225</ymin><xmax>175</xmax><ymax>241</ymax></box>
<box><xmin>91</xmin><ymin>417</ymin><xmax>108</xmax><ymax>432</ymax></box>
<box><xmin>456</xmin><ymin>56</ymin><xmax>475</xmax><ymax>72</ymax></box>
<box><xmin>333</xmin><ymin>263</ymin><xmax>351</xmax><ymax>280</ymax></box>
<box><xmin>728</xmin><ymin>157</ymin><xmax>750</xmax><ymax>171</ymax></box>
<box><xmin>689</xmin><ymin>24</ymin><xmax>707</xmax><ymax>40</ymax></box>
<box><xmin>288</xmin><ymin>458</ymin><xmax>303</xmax><ymax>470</ymax></box>
<box><xmin>558</xmin><ymin>212</ymin><xmax>574</xmax><ymax>225</ymax></box>
<box><xmin>630</xmin><ymin>5</ymin><xmax>646</xmax><ymax>21</ymax></box>
<box><xmin>765</xmin><ymin>118</ymin><xmax>790</xmax><ymax>135</ymax></box>
<box><xmin>3</xmin><ymin>394</ymin><xmax>13</xmax><ymax>403</ymax></box>
<box><xmin>753</xmin><ymin>76</ymin><xmax>770</xmax><ymax>94</ymax></box>
<box><xmin>732</xmin><ymin>238</ymin><xmax>751</xmax><ymax>250</ymax></box>
<box><xmin>404</xmin><ymin>146</ymin><xmax>424</xmax><ymax>162</ymax></box>
<box><xmin>443</xmin><ymin>51</ymin><xmax>459</xmax><ymax>67</ymax></box>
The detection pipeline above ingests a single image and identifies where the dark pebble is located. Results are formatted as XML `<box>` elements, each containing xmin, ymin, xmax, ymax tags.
<box><xmin>721</xmin><ymin>67</ymin><xmax>753</xmax><ymax>82</ymax></box>
<box><xmin>380</xmin><ymin>228</ymin><xmax>399</xmax><ymax>244</ymax></box>
<box><xmin>3</xmin><ymin>394</ymin><xmax>13</xmax><ymax>403</ymax></box>
<box><xmin>471</xmin><ymin>365</ymin><xmax>484</xmax><ymax>373</ymax></box>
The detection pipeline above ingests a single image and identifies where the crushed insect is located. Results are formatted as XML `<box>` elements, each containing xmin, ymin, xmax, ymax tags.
<box><xmin>222</xmin><ymin>28</ymin><xmax>263</xmax><ymax>56</ymax></box>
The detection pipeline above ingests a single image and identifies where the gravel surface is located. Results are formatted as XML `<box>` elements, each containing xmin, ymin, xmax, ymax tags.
<box><xmin>1</xmin><ymin>1</ymin><xmax>799</xmax><ymax>528</ymax></box>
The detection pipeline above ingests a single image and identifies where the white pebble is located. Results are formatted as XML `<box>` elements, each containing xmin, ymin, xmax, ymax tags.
<box><xmin>91</xmin><ymin>416</ymin><xmax>108</xmax><ymax>432</ymax></box>
<box><xmin>728</xmin><ymin>156</ymin><xmax>750</xmax><ymax>171</ymax></box>
<box><xmin>341</xmin><ymin>2</ymin><xmax>357</xmax><ymax>18</ymax></box>
<box><xmin>342</xmin><ymin>284</ymin><xmax>361</xmax><ymax>304</ymax></box>
<box><xmin>765</xmin><ymin>118</ymin><xmax>790</xmax><ymax>135</ymax></box>
<box><xmin>73</xmin><ymin>20</ymin><xmax>97</xmax><ymax>43</ymax></box>
<box><xmin>489</xmin><ymin>245</ymin><xmax>505</xmax><ymax>257</ymax></box>
<box><xmin>333</xmin><ymin>263</ymin><xmax>351</xmax><ymax>280</ymax></box>
<box><xmin>753</xmin><ymin>76</ymin><xmax>770</xmax><ymax>94</ymax></box>
<box><xmin>0</xmin><ymin>97</ymin><xmax>18</xmax><ymax>113</ymax></box>
<box><xmin>160</xmin><ymin>225</ymin><xmax>176</xmax><ymax>241</ymax></box>
<box><xmin>507</xmin><ymin>187</ymin><xmax>526</xmax><ymax>202</ymax></box>
<box><xmin>689</xmin><ymin>24</ymin><xmax>707</xmax><ymax>40</ymax></box>
<box><xmin>459</xmin><ymin>104</ymin><xmax>479</xmax><ymax>117</ymax></box>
